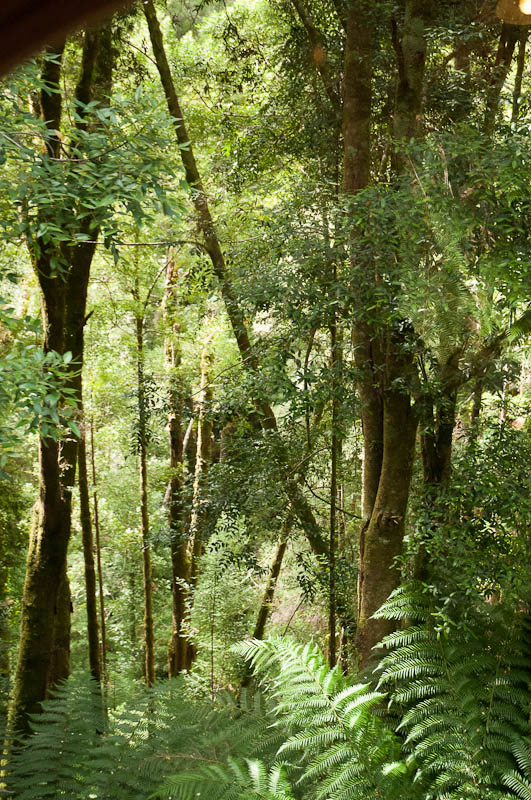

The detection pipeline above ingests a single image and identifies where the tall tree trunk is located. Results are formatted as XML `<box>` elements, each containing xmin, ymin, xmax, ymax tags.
<box><xmin>328</xmin><ymin>317</ymin><xmax>341</xmax><ymax>668</ymax></box>
<box><xmin>8</xmin><ymin>28</ymin><xmax>113</xmax><ymax>736</ymax></box>
<box><xmin>164</xmin><ymin>254</ymin><xmax>191</xmax><ymax>677</ymax></box>
<box><xmin>135</xmin><ymin>314</ymin><xmax>155</xmax><ymax>687</ymax></box>
<box><xmin>189</xmin><ymin>346</ymin><xmax>213</xmax><ymax>591</ymax></box>
<box><xmin>78</xmin><ymin>415</ymin><xmax>101</xmax><ymax>683</ymax></box>
<box><xmin>144</xmin><ymin>0</ymin><xmax>327</xmax><ymax>559</ymax></box>
<box><xmin>90</xmin><ymin>418</ymin><xmax>107</xmax><ymax>680</ymax></box>
<box><xmin>186</xmin><ymin>346</ymin><xmax>213</xmax><ymax>670</ymax></box>
<box><xmin>347</xmin><ymin>0</ymin><xmax>429</xmax><ymax>669</ymax></box>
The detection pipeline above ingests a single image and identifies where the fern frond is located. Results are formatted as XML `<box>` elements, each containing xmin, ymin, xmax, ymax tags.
<box><xmin>376</xmin><ymin>583</ymin><xmax>531</xmax><ymax>800</ymax></box>
<box><xmin>156</xmin><ymin>757</ymin><xmax>296</xmax><ymax>800</ymax></box>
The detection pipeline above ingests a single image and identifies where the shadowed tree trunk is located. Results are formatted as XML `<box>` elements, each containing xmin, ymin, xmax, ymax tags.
<box><xmin>48</xmin><ymin>566</ymin><xmax>71</xmax><ymax>687</ymax></box>
<box><xmin>485</xmin><ymin>22</ymin><xmax>519</xmax><ymax>134</ymax></box>
<box><xmin>8</xmin><ymin>26</ymin><xmax>113</xmax><ymax>737</ymax></box>
<box><xmin>512</xmin><ymin>28</ymin><xmax>528</xmax><ymax>121</ymax></box>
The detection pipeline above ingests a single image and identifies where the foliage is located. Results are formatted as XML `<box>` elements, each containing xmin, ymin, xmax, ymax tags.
<box><xmin>377</xmin><ymin>584</ymin><xmax>531</xmax><ymax>800</ymax></box>
<box><xmin>0</xmin><ymin>300</ymin><xmax>81</xmax><ymax>470</ymax></box>
<box><xmin>7</xmin><ymin>673</ymin><xmax>275</xmax><ymax>800</ymax></box>
<box><xmin>161</xmin><ymin>592</ymin><xmax>531</xmax><ymax>800</ymax></box>
<box><xmin>411</xmin><ymin>421</ymin><xmax>531</xmax><ymax>606</ymax></box>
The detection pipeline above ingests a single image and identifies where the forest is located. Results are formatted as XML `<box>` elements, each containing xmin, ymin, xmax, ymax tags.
<box><xmin>0</xmin><ymin>0</ymin><xmax>531</xmax><ymax>797</ymax></box>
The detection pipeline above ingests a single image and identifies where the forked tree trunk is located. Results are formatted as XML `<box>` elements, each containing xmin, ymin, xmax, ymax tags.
<box><xmin>135</xmin><ymin>314</ymin><xmax>155</xmax><ymax>687</ymax></box>
<box><xmin>78</xmin><ymin>416</ymin><xmax>101</xmax><ymax>683</ymax></box>
<box><xmin>345</xmin><ymin>0</ymin><xmax>429</xmax><ymax>669</ymax></box>
<box><xmin>8</xmin><ymin>28</ymin><xmax>113</xmax><ymax>737</ymax></box>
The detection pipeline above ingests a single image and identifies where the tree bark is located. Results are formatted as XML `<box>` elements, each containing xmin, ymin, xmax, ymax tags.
<box><xmin>135</xmin><ymin>314</ymin><xmax>155</xmax><ymax>687</ymax></box>
<box><xmin>47</xmin><ymin>565</ymin><xmax>71</xmax><ymax>687</ymax></box>
<box><xmin>90</xmin><ymin>418</ymin><xmax>107</xmax><ymax>680</ymax></box>
<box><xmin>355</xmin><ymin>337</ymin><xmax>418</xmax><ymax>663</ymax></box>
<box><xmin>163</xmin><ymin>254</ymin><xmax>192</xmax><ymax>677</ymax></box>
<box><xmin>8</xmin><ymin>27</ymin><xmax>113</xmax><ymax>737</ymax></box>
<box><xmin>78</xmin><ymin>416</ymin><xmax>101</xmax><ymax>683</ymax></box>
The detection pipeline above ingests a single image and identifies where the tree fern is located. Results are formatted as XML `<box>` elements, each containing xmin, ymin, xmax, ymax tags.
<box><xmin>7</xmin><ymin>672</ymin><xmax>277</xmax><ymax>800</ymax></box>
<box><xmin>377</xmin><ymin>584</ymin><xmax>531</xmax><ymax>800</ymax></box>
<box><xmin>232</xmin><ymin>637</ymin><xmax>417</xmax><ymax>800</ymax></box>
<box><xmin>8</xmin><ymin>594</ymin><xmax>531</xmax><ymax>800</ymax></box>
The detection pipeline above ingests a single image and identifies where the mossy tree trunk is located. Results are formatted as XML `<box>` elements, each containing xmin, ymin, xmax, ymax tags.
<box><xmin>340</xmin><ymin>0</ymin><xmax>430</xmax><ymax>669</ymax></box>
<box><xmin>8</xmin><ymin>26</ymin><xmax>113</xmax><ymax>738</ymax></box>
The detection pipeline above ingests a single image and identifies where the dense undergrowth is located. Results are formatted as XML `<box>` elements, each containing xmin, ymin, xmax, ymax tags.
<box><xmin>5</xmin><ymin>584</ymin><xmax>531</xmax><ymax>800</ymax></box>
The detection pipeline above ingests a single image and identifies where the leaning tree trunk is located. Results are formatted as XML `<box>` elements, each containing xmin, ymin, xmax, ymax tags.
<box><xmin>144</xmin><ymin>0</ymin><xmax>327</xmax><ymax>560</ymax></box>
<box><xmin>240</xmin><ymin>514</ymin><xmax>293</xmax><ymax>689</ymax></box>
<box><xmin>252</xmin><ymin>518</ymin><xmax>292</xmax><ymax>643</ymax></box>
<box><xmin>8</xmin><ymin>27</ymin><xmax>112</xmax><ymax>737</ymax></box>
